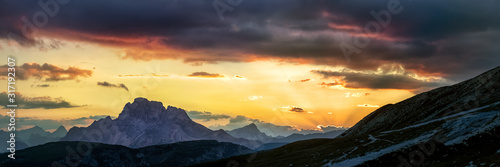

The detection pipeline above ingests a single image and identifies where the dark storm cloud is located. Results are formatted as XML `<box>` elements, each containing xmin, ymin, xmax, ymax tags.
<box><xmin>0</xmin><ymin>92</ymin><xmax>79</xmax><ymax>109</ymax></box>
<box><xmin>1</xmin><ymin>0</ymin><xmax>500</xmax><ymax>81</ymax></box>
<box><xmin>312</xmin><ymin>69</ymin><xmax>444</xmax><ymax>90</ymax></box>
<box><xmin>97</xmin><ymin>81</ymin><xmax>129</xmax><ymax>91</ymax></box>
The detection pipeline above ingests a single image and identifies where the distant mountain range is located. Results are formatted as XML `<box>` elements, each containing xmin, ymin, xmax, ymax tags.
<box><xmin>256</xmin><ymin>129</ymin><xmax>346</xmax><ymax>151</ymax></box>
<box><xmin>191</xmin><ymin>66</ymin><xmax>500</xmax><ymax>166</ymax></box>
<box><xmin>226</xmin><ymin>122</ymin><xmax>347</xmax><ymax>151</ymax></box>
<box><xmin>0</xmin><ymin>140</ymin><xmax>253</xmax><ymax>167</ymax></box>
<box><xmin>227</xmin><ymin>123</ymin><xmax>274</xmax><ymax>143</ymax></box>
<box><xmin>0</xmin><ymin>125</ymin><xmax>67</xmax><ymax>153</ymax></box>
<box><xmin>270</xmin><ymin>129</ymin><xmax>346</xmax><ymax>143</ymax></box>
<box><xmin>61</xmin><ymin>98</ymin><xmax>262</xmax><ymax>149</ymax></box>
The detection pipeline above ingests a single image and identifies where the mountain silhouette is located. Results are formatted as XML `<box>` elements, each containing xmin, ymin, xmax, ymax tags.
<box><xmin>61</xmin><ymin>98</ymin><xmax>261</xmax><ymax>149</ymax></box>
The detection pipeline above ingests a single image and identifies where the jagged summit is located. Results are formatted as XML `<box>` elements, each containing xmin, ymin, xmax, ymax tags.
<box><xmin>238</xmin><ymin>123</ymin><xmax>260</xmax><ymax>133</ymax></box>
<box><xmin>117</xmin><ymin>97</ymin><xmax>190</xmax><ymax>121</ymax></box>
<box><xmin>52</xmin><ymin>126</ymin><xmax>67</xmax><ymax>136</ymax></box>
<box><xmin>247</xmin><ymin>123</ymin><xmax>257</xmax><ymax>128</ymax></box>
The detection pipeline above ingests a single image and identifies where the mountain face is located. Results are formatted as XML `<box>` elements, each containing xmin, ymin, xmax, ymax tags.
<box><xmin>0</xmin><ymin>140</ymin><xmax>253</xmax><ymax>167</ymax></box>
<box><xmin>191</xmin><ymin>66</ymin><xmax>500</xmax><ymax>167</ymax></box>
<box><xmin>61</xmin><ymin>98</ymin><xmax>261</xmax><ymax>149</ymax></box>
<box><xmin>227</xmin><ymin>123</ymin><xmax>273</xmax><ymax>142</ymax></box>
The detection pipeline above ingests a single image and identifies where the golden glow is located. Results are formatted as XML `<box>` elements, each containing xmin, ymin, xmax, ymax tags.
<box><xmin>0</xmin><ymin>39</ymin><xmax>417</xmax><ymax>130</ymax></box>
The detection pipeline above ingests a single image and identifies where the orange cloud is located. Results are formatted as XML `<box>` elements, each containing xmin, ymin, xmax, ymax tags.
<box><xmin>320</xmin><ymin>81</ymin><xmax>345</xmax><ymax>87</ymax></box>
<box><xmin>300</xmin><ymin>79</ymin><xmax>311</xmax><ymax>82</ymax></box>
<box><xmin>328</xmin><ymin>23</ymin><xmax>361</xmax><ymax>31</ymax></box>
<box><xmin>0</xmin><ymin>63</ymin><xmax>92</xmax><ymax>81</ymax></box>
<box><xmin>345</xmin><ymin>92</ymin><xmax>370</xmax><ymax>98</ymax></box>
<box><xmin>234</xmin><ymin>75</ymin><xmax>246</xmax><ymax>80</ymax></box>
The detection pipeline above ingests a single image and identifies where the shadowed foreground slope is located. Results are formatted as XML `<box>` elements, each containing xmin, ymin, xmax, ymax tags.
<box><xmin>0</xmin><ymin>140</ymin><xmax>252</xmax><ymax>167</ymax></box>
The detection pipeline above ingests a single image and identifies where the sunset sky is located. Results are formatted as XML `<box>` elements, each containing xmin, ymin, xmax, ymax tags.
<box><xmin>1</xmin><ymin>0</ymin><xmax>499</xmax><ymax>134</ymax></box>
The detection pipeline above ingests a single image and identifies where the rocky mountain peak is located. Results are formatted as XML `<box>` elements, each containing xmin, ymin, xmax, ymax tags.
<box><xmin>248</xmin><ymin>123</ymin><xmax>257</xmax><ymax>128</ymax></box>
<box><xmin>26</xmin><ymin>126</ymin><xmax>46</xmax><ymax>134</ymax></box>
<box><xmin>240</xmin><ymin>123</ymin><xmax>259</xmax><ymax>132</ymax></box>
<box><xmin>117</xmin><ymin>98</ymin><xmax>189</xmax><ymax>121</ymax></box>
<box><xmin>54</xmin><ymin>126</ymin><xmax>67</xmax><ymax>133</ymax></box>
<box><xmin>62</xmin><ymin>98</ymin><xmax>260</xmax><ymax>149</ymax></box>
<box><xmin>228</xmin><ymin>123</ymin><xmax>272</xmax><ymax>142</ymax></box>
<box><xmin>51</xmin><ymin>126</ymin><xmax>67</xmax><ymax>137</ymax></box>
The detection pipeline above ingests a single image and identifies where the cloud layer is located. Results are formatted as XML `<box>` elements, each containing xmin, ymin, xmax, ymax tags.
<box><xmin>1</xmin><ymin>0</ymin><xmax>499</xmax><ymax>81</ymax></box>
<box><xmin>0</xmin><ymin>63</ymin><xmax>92</xmax><ymax>81</ymax></box>
<box><xmin>313</xmin><ymin>65</ymin><xmax>446</xmax><ymax>90</ymax></box>
<box><xmin>0</xmin><ymin>92</ymin><xmax>79</xmax><ymax>109</ymax></box>
<box><xmin>97</xmin><ymin>81</ymin><xmax>129</xmax><ymax>91</ymax></box>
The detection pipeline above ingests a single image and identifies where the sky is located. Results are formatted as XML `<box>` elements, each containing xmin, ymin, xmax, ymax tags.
<box><xmin>0</xmin><ymin>0</ymin><xmax>499</xmax><ymax>135</ymax></box>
